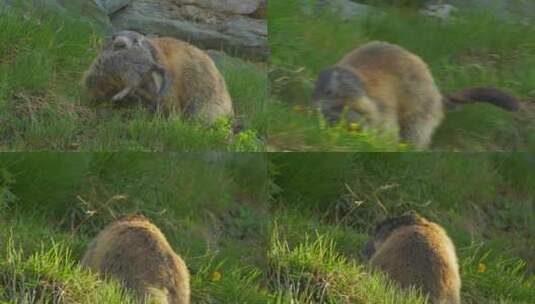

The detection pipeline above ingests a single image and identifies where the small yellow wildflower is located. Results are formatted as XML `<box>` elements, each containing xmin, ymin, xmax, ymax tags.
<box><xmin>348</xmin><ymin>123</ymin><xmax>360</xmax><ymax>132</ymax></box>
<box><xmin>477</xmin><ymin>263</ymin><xmax>487</xmax><ymax>273</ymax></box>
<box><xmin>211</xmin><ymin>271</ymin><xmax>222</xmax><ymax>282</ymax></box>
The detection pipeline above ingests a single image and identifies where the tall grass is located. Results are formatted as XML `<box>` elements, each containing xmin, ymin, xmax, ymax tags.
<box><xmin>1</xmin><ymin>237</ymin><xmax>137</xmax><ymax>304</ymax></box>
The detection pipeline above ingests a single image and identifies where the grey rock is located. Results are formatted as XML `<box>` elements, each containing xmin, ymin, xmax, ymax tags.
<box><xmin>426</xmin><ymin>0</ymin><xmax>535</xmax><ymax>23</ymax></box>
<box><xmin>93</xmin><ymin>0</ymin><xmax>131</xmax><ymax>15</ymax></box>
<box><xmin>109</xmin><ymin>0</ymin><xmax>267</xmax><ymax>61</ymax></box>
<box><xmin>420</xmin><ymin>4</ymin><xmax>458</xmax><ymax>21</ymax></box>
<box><xmin>182</xmin><ymin>0</ymin><xmax>262</xmax><ymax>15</ymax></box>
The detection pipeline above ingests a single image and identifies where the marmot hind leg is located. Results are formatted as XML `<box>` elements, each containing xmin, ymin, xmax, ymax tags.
<box><xmin>399</xmin><ymin>115</ymin><xmax>440</xmax><ymax>150</ymax></box>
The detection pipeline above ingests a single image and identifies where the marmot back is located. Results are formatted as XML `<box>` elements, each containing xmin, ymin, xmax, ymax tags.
<box><xmin>361</xmin><ymin>212</ymin><xmax>461</xmax><ymax>304</ymax></box>
<box><xmin>148</xmin><ymin>37</ymin><xmax>234</xmax><ymax>124</ymax></box>
<box><xmin>82</xmin><ymin>215</ymin><xmax>190</xmax><ymax>304</ymax></box>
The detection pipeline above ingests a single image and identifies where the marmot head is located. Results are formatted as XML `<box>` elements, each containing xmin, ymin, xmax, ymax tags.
<box><xmin>104</xmin><ymin>30</ymin><xmax>147</xmax><ymax>51</ymax></box>
<box><xmin>312</xmin><ymin>66</ymin><xmax>367</xmax><ymax>125</ymax></box>
<box><xmin>361</xmin><ymin>211</ymin><xmax>426</xmax><ymax>261</ymax></box>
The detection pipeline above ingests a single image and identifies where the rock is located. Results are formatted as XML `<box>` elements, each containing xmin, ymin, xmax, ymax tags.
<box><xmin>420</xmin><ymin>4</ymin><xmax>458</xmax><ymax>21</ymax></box>
<box><xmin>108</xmin><ymin>0</ymin><xmax>267</xmax><ymax>61</ymax></box>
<box><xmin>187</xmin><ymin>0</ymin><xmax>262</xmax><ymax>15</ymax></box>
<box><xmin>426</xmin><ymin>0</ymin><xmax>535</xmax><ymax>23</ymax></box>
<box><xmin>93</xmin><ymin>0</ymin><xmax>131</xmax><ymax>15</ymax></box>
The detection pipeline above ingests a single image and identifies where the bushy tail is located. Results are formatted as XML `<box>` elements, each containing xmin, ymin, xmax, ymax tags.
<box><xmin>444</xmin><ymin>87</ymin><xmax>520</xmax><ymax>111</ymax></box>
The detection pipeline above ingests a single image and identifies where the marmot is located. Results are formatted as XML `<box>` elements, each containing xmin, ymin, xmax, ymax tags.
<box><xmin>84</xmin><ymin>30</ymin><xmax>234</xmax><ymax>125</ymax></box>
<box><xmin>81</xmin><ymin>214</ymin><xmax>190</xmax><ymax>304</ymax></box>
<box><xmin>312</xmin><ymin>41</ymin><xmax>519</xmax><ymax>149</ymax></box>
<box><xmin>84</xmin><ymin>44</ymin><xmax>169</xmax><ymax>112</ymax></box>
<box><xmin>361</xmin><ymin>212</ymin><xmax>461</xmax><ymax>304</ymax></box>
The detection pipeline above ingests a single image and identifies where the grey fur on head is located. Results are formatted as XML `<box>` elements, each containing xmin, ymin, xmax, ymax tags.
<box><xmin>312</xmin><ymin>66</ymin><xmax>365</xmax><ymax>124</ymax></box>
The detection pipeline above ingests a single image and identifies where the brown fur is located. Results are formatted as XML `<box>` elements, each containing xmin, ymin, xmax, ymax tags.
<box><xmin>361</xmin><ymin>212</ymin><xmax>461</xmax><ymax>304</ymax></box>
<box><xmin>84</xmin><ymin>31</ymin><xmax>234</xmax><ymax>125</ymax></box>
<box><xmin>149</xmin><ymin>37</ymin><xmax>233</xmax><ymax>124</ymax></box>
<box><xmin>82</xmin><ymin>214</ymin><xmax>190</xmax><ymax>304</ymax></box>
<box><xmin>312</xmin><ymin>41</ymin><xmax>519</xmax><ymax>149</ymax></box>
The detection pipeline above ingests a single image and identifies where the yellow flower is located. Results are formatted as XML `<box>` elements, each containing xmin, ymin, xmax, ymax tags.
<box><xmin>477</xmin><ymin>263</ymin><xmax>487</xmax><ymax>273</ymax></box>
<box><xmin>211</xmin><ymin>271</ymin><xmax>222</xmax><ymax>282</ymax></box>
<box><xmin>348</xmin><ymin>123</ymin><xmax>360</xmax><ymax>132</ymax></box>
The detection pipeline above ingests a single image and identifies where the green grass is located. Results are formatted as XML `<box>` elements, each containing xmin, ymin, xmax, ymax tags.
<box><xmin>0</xmin><ymin>4</ymin><xmax>267</xmax><ymax>151</ymax></box>
<box><xmin>1</xmin><ymin>153</ymin><xmax>534</xmax><ymax>303</ymax></box>
<box><xmin>268</xmin><ymin>0</ymin><xmax>535</xmax><ymax>151</ymax></box>
<box><xmin>1</xmin><ymin>237</ymin><xmax>137</xmax><ymax>304</ymax></box>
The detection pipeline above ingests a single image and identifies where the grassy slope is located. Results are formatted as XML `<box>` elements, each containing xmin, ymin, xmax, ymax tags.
<box><xmin>268</xmin><ymin>0</ymin><xmax>535</xmax><ymax>151</ymax></box>
<box><xmin>0</xmin><ymin>153</ymin><xmax>273</xmax><ymax>303</ymax></box>
<box><xmin>269</xmin><ymin>153</ymin><xmax>535</xmax><ymax>303</ymax></box>
<box><xmin>1</xmin><ymin>153</ymin><xmax>534</xmax><ymax>303</ymax></box>
<box><xmin>0</xmin><ymin>5</ymin><xmax>267</xmax><ymax>151</ymax></box>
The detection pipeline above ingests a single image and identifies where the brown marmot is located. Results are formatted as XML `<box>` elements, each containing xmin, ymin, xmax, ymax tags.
<box><xmin>84</xmin><ymin>30</ymin><xmax>234</xmax><ymax>125</ymax></box>
<box><xmin>312</xmin><ymin>41</ymin><xmax>519</xmax><ymax>149</ymax></box>
<box><xmin>361</xmin><ymin>212</ymin><xmax>461</xmax><ymax>304</ymax></box>
<box><xmin>81</xmin><ymin>214</ymin><xmax>190</xmax><ymax>304</ymax></box>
